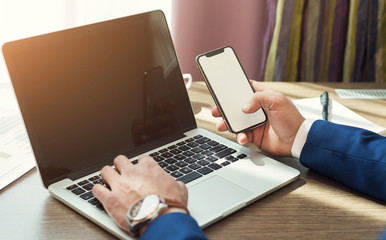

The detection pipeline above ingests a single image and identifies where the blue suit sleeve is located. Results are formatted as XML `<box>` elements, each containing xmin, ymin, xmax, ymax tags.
<box><xmin>299</xmin><ymin>120</ymin><xmax>386</xmax><ymax>201</ymax></box>
<box><xmin>140</xmin><ymin>212</ymin><xmax>208</xmax><ymax>240</ymax></box>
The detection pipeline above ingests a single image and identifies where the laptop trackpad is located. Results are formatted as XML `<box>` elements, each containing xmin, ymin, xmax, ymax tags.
<box><xmin>187</xmin><ymin>175</ymin><xmax>253</xmax><ymax>220</ymax></box>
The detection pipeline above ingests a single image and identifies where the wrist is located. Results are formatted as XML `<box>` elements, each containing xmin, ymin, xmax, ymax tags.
<box><xmin>291</xmin><ymin>119</ymin><xmax>315</xmax><ymax>159</ymax></box>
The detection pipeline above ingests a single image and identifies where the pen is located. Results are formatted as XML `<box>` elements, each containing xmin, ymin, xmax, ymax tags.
<box><xmin>320</xmin><ymin>91</ymin><xmax>329</xmax><ymax>121</ymax></box>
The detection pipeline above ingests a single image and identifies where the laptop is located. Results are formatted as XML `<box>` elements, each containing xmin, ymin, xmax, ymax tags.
<box><xmin>2</xmin><ymin>10</ymin><xmax>299</xmax><ymax>239</ymax></box>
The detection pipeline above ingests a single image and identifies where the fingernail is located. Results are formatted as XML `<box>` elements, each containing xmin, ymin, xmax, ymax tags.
<box><xmin>237</xmin><ymin>134</ymin><xmax>243</xmax><ymax>144</ymax></box>
<box><xmin>242</xmin><ymin>102</ymin><xmax>250</xmax><ymax>111</ymax></box>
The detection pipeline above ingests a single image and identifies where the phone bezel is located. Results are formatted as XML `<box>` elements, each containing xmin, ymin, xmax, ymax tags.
<box><xmin>195</xmin><ymin>46</ymin><xmax>267</xmax><ymax>133</ymax></box>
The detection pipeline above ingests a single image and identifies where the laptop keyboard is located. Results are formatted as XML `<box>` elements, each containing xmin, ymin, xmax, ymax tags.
<box><xmin>65</xmin><ymin>134</ymin><xmax>248</xmax><ymax>211</ymax></box>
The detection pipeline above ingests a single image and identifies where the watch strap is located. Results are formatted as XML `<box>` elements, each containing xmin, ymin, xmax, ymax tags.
<box><xmin>160</xmin><ymin>196</ymin><xmax>189</xmax><ymax>215</ymax></box>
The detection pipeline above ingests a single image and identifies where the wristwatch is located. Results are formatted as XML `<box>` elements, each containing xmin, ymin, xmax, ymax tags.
<box><xmin>125</xmin><ymin>194</ymin><xmax>188</xmax><ymax>237</ymax></box>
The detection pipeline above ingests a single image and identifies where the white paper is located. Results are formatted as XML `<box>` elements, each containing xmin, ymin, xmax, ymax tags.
<box><xmin>0</xmin><ymin>85</ymin><xmax>35</xmax><ymax>190</ymax></box>
<box><xmin>293</xmin><ymin>97</ymin><xmax>385</xmax><ymax>134</ymax></box>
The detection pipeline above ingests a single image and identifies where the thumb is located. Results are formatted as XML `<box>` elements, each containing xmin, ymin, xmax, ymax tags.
<box><xmin>242</xmin><ymin>85</ymin><xmax>277</xmax><ymax>114</ymax></box>
<box><xmin>242</xmin><ymin>92</ymin><xmax>264</xmax><ymax>113</ymax></box>
<box><xmin>242</xmin><ymin>81</ymin><xmax>272</xmax><ymax>113</ymax></box>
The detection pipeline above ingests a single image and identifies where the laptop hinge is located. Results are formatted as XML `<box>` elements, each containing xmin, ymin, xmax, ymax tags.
<box><xmin>68</xmin><ymin>162</ymin><xmax>108</xmax><ymax>181</ymax></box>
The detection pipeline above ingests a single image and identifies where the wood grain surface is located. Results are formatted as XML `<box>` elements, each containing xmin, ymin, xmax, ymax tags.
<box><xmin>1</xmin><ymin>82</ymin><xmax>385</xmax><ymax>240</ymax></box>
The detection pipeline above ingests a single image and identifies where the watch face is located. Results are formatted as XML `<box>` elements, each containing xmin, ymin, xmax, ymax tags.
<box><xmin>129</xmin><ymin>195</ymin><xmax>160</xmax><ymax>221</ymax></box>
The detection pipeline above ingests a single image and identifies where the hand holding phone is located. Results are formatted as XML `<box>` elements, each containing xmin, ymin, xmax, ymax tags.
<box><xmin>196</xmin><ymin>46</ymin><xmax>267</xmax><ymax>133</ymax></box>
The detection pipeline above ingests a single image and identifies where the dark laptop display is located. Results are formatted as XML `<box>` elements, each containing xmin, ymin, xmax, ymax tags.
<box><xmin>2</xmin><ymin>11</ymin><xmax>196</xmax><ymax>187</ymax></box>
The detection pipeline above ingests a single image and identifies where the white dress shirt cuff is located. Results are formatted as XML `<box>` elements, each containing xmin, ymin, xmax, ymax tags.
<box><xmin>291</xmin><ymin>119</ymin><xmax>315</xmax><ymax>159</ymax></box>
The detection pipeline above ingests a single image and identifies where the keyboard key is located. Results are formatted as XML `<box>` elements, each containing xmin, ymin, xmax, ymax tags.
<box><xmin>178</xmin><ymin>145</ymin><xmax>190</xmax><ymax>151</ymax></box>
<box><xmin>171</xmin><ymin>171</ymin><xmax>184</xmax><ymax>178</ymax></box>
<box><xmin>198</xmin><ymin>167</ymin><xmax>213</xmax><ymax>175</ymax></box>
<box><xmin>93</xmin><ymin>179</ymin><xmax>104</xmax><ymax>185</ymax></box>
<box><xmin>170</xmin><ymin>149</ymin><xmax>182</xmax><ymax>155</ymax></box>
<box><xmin>165</xmin><ymin>158</ymin><xmax>177</xmax><ymax>164</ymax></box>
<box><xmin>192</xmin><ymin>154</ymin><xmax>205</xmax><ymax>160</ymax></box>
<box><xmin>221</xmin><ymin>161</ymin><xmax>231</xmax><ymax>166</ymax></box>
<box><xmin>206</xmin><ymin>156</ymin><xmax>219</xmax><ymax>162</ymax></box>
<box><xmin>199</xmin><ymin>144</ymin><xmax>211</xmax><ymax>150</ymax></box>
<box><xmin>88</xmin><ymin>176</ymin><xmax>100</xmax><ymax>182</ymax></box>
<box><xmin>80</xmin><ymin>191</ymin><xmax>94</xmax><ymax>200</ymax></box>
<box><xmin>167</xmin><ymin>145</ymin><xmax>177</xmax><ymax>149</ymax></box>
<box><xmin>88</xmin><ymin>198</ymin><xmax>100</xmax><ymax>205</ymax></box>
<box><xmin>153</xmin><ymin>156</ymin><xmax>164</xmax><ymax>162</ymax></box>
<box><xmin>71</xmin><ymin>188</ymin><xmax>86</xmax><ymax>195</ymax></box>
<box><xmin>149</xmin><ymin>152</ymin><xmax>159</xmax><ymax>157</ymax></box>
<box><xmin>226</xmin><ymin>155</ymin><xmax>239</xmax><ymax>162</ymax></box>
<box><xmin>208</xmin><ymin>163</ymin><xmax>222</xmax><ymax>170</ymax></box>
<box><xmin>77</xmin><ymin>180</ymin><xmax>89</xmax><ymax>186</ymax></box>
<box><xmin>159</xmin><ymin>148</ymin><xmax>168</xmax><ymax>153</ymax></box>
<box><xmin>179</xmin><ymin>167</ymin><xmax>192</xmax><ymax>174</ymax></box>
<box><xmin>211</xmin><ymin>144</ymin><xmax>227</xmax><ymax>153</ymax></box>
<box><xmin>176</xmin><ymin>161</ymin><xmax>188</xmax><ymax>168</ymax></box>
<box><xmin>194</xmin><ymin>135</ymin><xmax>203</xmax><ymax>139</ymax></box>
<box><xmin>173</xmin><ymin>155</ymin><xmax>186</xmax><ymax>161</ymax></box>
<box><xmin>184</xmin><ymin>158</ymin><xmax>196</xmax><ymax>164</ymax></box>
<box><xmin>237</xmin><ymin>154</ymin><xmax>247</xmax><ymax>159</ymax></box>
<box><xmin>187</xmin><ymin>142</ymin><xmax>199</xmax><ymax>148</ymax></box>
<box><xmin>196</xmin><ymin>137</ymin><xmax>210</xmax><ymax>144</ymax></box>
<box><xmin>82</xmin><ymin>183</ymin><xmax>94</xmax><ymax>191</ymax></box>
<box><xmin>185</xmin><ymin>137</ymin><xmax>195</xmax><ymax>142</ymax></box>
<box><xmin>161</xmin><ymin>152</ymin><xmax>173</xmax><ymax>158</ymax></box>
<box><xmin>166</xmin><ymin>165</ymin><xmax>179</xmax><ymax>172</ymax></box>
<box><xmin>207</xmin><ymin>140</ymin><xmax>219</xmax><ymax>146</ymax></box>
<box><xmin>197</xmin><ymin>159</ymin><xmax>209</xmax><ymax>166</ymax></box>
<box><xmin>215</xmin><ymin>148</ymin><xmax>236</xmax><ymax>159</ymax></box>
<box><xmin>182</xmin><ymin>151</ymin><xmax>195</xmax><ymax>157</ymax></box>
<box><xmin>96</xmin><ymin>203</ymin><xmax>105</xmax><ymax>211</ymax></box>
<box><xmin>177</xmin><ymin>172</ymin><xmax>202</xmax><ymax>184</ymax></box>
<box><xmin>201</xmin><ymin>150</ymin><xmax>214</xmax><ymax>156</ymax></box>
<box><xmin>66</xmin><ymin>184</ymin><xmax>78</xmax><ymax>191</ymax></box>
<box><xmin>191</xmin><ymin>147</ymin><xmax>203</xmax><ymax>153</ymax></box>
<box><xmin>132</xmin><ymin>159</ymin><xmax>138</xmax><ymax>165</ymax></box>
<box><xmin>176</xmin><ymin>141</ymin><xmax>186</xmax><ymax>146</ymax></box>
<box><xmin>158</xmin><ymin>162</ymin><xmax>168</xmax><ymax>168</ymax></box>
<box><xmin>188</xmin><ymin>163</ymin><xmax>201</xmax><ymax>170</ymax></box>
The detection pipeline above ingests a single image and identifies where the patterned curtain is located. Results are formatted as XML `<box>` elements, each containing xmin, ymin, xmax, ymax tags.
<box><xmin>261</xmin><ymin>0</ymin><xmax>385</xmax><ymax>82</ymax></box>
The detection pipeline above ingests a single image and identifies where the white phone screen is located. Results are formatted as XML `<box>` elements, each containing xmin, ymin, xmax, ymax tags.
<box><xmin>196</xmin><ymin>47</ymin><xmax>267</xmax><ymax>133</ymax></box>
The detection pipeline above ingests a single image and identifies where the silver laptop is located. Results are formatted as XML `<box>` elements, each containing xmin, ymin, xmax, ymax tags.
<box><xmin>2</xmin><ymin>10</ymin><xmax>299</xmax><ymax>239</ymax></box>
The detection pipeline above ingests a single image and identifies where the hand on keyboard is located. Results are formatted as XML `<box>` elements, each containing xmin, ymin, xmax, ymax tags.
<box><xmin>92</xmin><ymin>155</ymin><xmax>188</xmax><ymax>232</ymax></box>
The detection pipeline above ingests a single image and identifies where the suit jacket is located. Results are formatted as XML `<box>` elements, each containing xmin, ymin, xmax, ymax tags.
<box><xmin>141</xmin><ymin>120</ymin><xmax>386</xmax><ymax>239</ymax></box>
<box><xmin>300</xmin><ymin>120</ymin><xmax>386</xmax><ymax>201</ymax></box>
<box><xmin>140</xmin><ymin>212</ymin><xmax>207</xmax><ymax>240</ymax></box>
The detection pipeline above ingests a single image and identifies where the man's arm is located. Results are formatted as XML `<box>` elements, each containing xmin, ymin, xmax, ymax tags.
<box><xmin>92</xmin><ymin>155</ymin><xmax>207</xmax><ymax>238</ymax></box>
<box><xmin>141</xmin><ymin>212</ymin><xmax>207</xmax><ymax>240</ymax></box>
<box><xmin>212</xmin><ymin>82</ymin><xmax>386</xmax><ymax>201</ymax></box>
<box><xmin>300</xmin><ymin>120</ymin><xmax>386</xmax><ymax>201</ymax></box>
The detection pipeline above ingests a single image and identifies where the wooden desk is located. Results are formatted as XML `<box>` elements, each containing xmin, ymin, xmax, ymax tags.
<box><xmin>0</xmin><ymin>82</ymin><xmax>385</xmax><ymax>240</ymax></box>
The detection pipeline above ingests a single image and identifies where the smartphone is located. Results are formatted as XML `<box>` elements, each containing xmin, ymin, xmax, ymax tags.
<box><xmin>196</xmin><ymin>46</ymin><xmax>267</xmax><ymax>133</ymax></box>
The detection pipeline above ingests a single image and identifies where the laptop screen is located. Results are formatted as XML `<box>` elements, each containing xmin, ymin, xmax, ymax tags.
<box><xmin>2</xmin><ymin>11</ymin><xmax>196</xmax><ymax>187</ymax></box>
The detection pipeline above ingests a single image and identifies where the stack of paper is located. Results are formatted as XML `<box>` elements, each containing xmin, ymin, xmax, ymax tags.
<box><xmin>293</xmin><ymin>97</ymin><xmax>385</xmax><ymax>134</ymax></box>
<box><xmin>0</xmin><ymin>84</ymin><xmax>35</xmax><ymax>190</ymax></box>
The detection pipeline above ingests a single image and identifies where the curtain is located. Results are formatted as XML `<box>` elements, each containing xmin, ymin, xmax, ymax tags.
<box><xmin>262</xmin><ymin>0</ymin><xmax>385</xmax><ymax>82</ymax></box>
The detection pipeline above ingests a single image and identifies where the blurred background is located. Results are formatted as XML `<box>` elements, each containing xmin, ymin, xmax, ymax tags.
<box><xmin>0</xmin><ymin>0</ymin><xmax>172</xmax><ymax>83</ymax></box>
<box><xmin>1</xmin><ymin>0</ymin><xmax>384</xmax><ymax>83</ymax></box>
